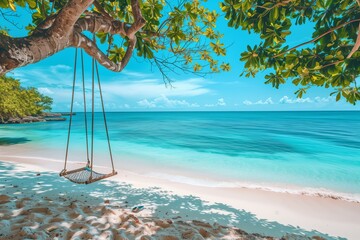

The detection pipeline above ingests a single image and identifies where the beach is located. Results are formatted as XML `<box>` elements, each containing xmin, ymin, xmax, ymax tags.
<box><xmin>1</xmin><ymin>153</ymin><xmax>360</xmax><ymax>239</ymax></box>
<box><xmin>1</xmin><ymin>111</ymin><xmax>360</xmax><ymax>239</ymax></box>
<box><xmin>1</xmin><ymin>0</ymin><xmax>360</xmax><ymax>237</ymax></box>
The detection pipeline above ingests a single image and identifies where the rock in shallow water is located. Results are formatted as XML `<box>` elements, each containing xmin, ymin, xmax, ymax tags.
<box><xmin>140</xmin><ymin>235</ymin><xmax>153</xmax><ymax>240</ymax></box>
<box><xmin>161</xmin><ymin>236</ymin><xmax>179</xmax><ymax>240</ymax></box>
<box><xmin>181</xmin><ymin>229</ymin><xmax>195</xmax><ymax>239</ymax></box>
<box><xmin>198</xmin><ymin>228</ymin><xmax>211</xmax><ymax>238</ymax></box>
<box><xmin>192</xmin><ymin>220</ymin><xmax>212</xmax><ymax>228</ymax></box>
<box><xmin>0</xmin><ymin>195</ymin><xmax>10</xmax><ymax>204</ymax></box>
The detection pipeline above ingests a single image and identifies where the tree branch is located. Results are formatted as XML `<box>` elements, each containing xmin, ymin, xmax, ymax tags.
<box><xmin>257</xmin><ymin>0</ymin><xmax>293</xmax><ymax>11</ymax></box>
<box><xmin>74</xmin><ymin>32</ymin><xmax>136</xmax><ymax>72</ymax></box>
<box><xmin>0</xmin><ymin>0</ymin><xmax>148</xmax><ymax>75</ymax></box>
<box><xmin>347</xmin><ymin>23</ymin><xmax>360</xmax><ymax>59</ymax></box>
<box><xmin>274</xmin><ymin>18</ymin><xmax>360</xmax><ymax>58</ymax></box>
<box><xmin>49</xmin><ymin>0</ymin><xmax>94</xmax><ymax>37</ymax></box>
<box><xmin>321</xmin><ymin>60</ymin><xmax>344</xmax><ymax>69</ymax></box>
<box><xmin>72</xmin><ymin>0</ymin><xmax>146</xmax><ymax>72</ymax></box>
<box><xmin>75</xmin><ymin>14</ymin><xmax>127</xmax><ymax>36</ymax></box>
<box><xmin>74</xmin><ymin>0</ymin><xmax>145</xmax><ymax>72</ymax></box>
<box><xmin>0</xmin><ymin>9</ymin><xmax>21</xmax><ymax>29</ymax></box>
<box><xmin>36</xmin><ymin>14</ymin><xmax>58</xmax><ymax>30</ymax></box>
<box><xmin>93</xmin><ymin>0</ymin><xmax>114</xmax><ymax>21</ymax></box>
<box><xmin>126</xmin><ymin>0</ymin><xmax>146</xmax><ymax>38</ymax></box>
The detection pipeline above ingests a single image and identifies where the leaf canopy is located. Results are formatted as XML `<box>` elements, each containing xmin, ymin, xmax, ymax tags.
<box><xmin>221</xmin><ymin>0</ymin><xmax>360</xmax><ymax>104</ymax></box>
<box><xmin>1</xmin><ymin>0</ymin><xmax>359</xmax><ymax>104</ymax></box>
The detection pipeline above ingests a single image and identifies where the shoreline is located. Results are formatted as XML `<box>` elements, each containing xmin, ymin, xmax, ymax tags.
<box><xmin>1</xmin><ymin>155</ymin><xmax>360</xmax><ymax>239</ymax></box>
<box><xmin>2</xmin><ymin>150</ymin><xmax>360</xmax><ymax>204</ymax></box>
<box><xmin>0</xmin><ymin>112</ymin><xmax>72</xmax><ymax>124</ymax></box>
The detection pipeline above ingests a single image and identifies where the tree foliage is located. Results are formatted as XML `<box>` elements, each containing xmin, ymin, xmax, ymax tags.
<box><xmin>0</xmin><ymin>0</ymin><xmax>230</xmax><ymax>81</ymax></box>
<box><xmin>0</xmin><ymin>75</ymin><xmax>53</xmax><ymax>122</ymax></box>
<box><xmin>1</xmin><ymin>0</ymin><xmax>359</xmax><ymax>104</ymax></box>
<box><xmin>221</xmin><ymin>0</ymin><xmax>360</xmax><ymax>104</ymax></box>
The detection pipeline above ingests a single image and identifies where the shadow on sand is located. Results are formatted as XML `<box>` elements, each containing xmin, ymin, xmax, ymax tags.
<box><xmin>0</xmin><ymin>161</ymin><xmax>343</xmax><ymax>239</ymax></box>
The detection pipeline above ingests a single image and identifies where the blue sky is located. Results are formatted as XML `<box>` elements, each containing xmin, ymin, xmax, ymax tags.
<box><xmin>3</xmin><ymin>2</ymin><xmax>360</xmax><ymax>112</ymax></box>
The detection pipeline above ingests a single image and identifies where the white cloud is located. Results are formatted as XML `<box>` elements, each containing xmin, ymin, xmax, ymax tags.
<box><xmin>10</xmin><ymin>66</ymin><xmax>210</xmax><ymax>111</ymax></box>
<box><xmin>138</xmin><ymin>99</ymin><xmax>156</xmax><ymax>108</ymax></box>
<box><xmin>121</xmin><ymin>70</ymin><xmax>153</xmax><ymax>78</ymax></box>
<box><xmin>243</xmin><ymin>97</ymin><xmax>273</xmax><ymax>105</ymax></box>
<box><xmin>102</xmin><ymin>78</ymin><xmax>210</xmax><ymax>99</ymax></box>
<box><xmin>205</xmin><ymin>98</ymin><xmax>227</xmax><ymax>107</ymax></box>
<box><xmin>243</xmin><ymin>100</ymin><xmax>252</xmax><ymax>106</ymax></box>
<box><xmin>217</xmin><ymin>98</ymin><xmax>226</xmax><ymax>106</ymax></box>
<box><xmin>314</xmin><ymin>96</ymin><xmax>334</xmax><ymax>103</ymax></box>
<box><xmin>242</xmin><ymin>96</ymin><xmax>335</xmax><ymax>106</ymax></box>
<box><xmin>137</xmin><ymin>95</ymin><xmax>199</xmax><ymax>108</ymax></box>
<box><xmin>279</xmin><ymin>96</ymin><xmax>312</xmax><ymax>104</ymax></box>
<box><xmin>260</xmin><ymin>98</ymin><xmax>274</xmax><ymax>105</ymax></box>
<box><xmin>38</xmin><ymin>87</ymin><xmax>54</xmax><ymax>95</ymax></box>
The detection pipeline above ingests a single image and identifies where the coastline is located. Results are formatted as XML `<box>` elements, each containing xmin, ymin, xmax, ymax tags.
<box><xmin>1</xmin><ymin>154</ymin><xmax>360</xmax><ymax>239</ymax></box>
<box><xmin>2</xmin><ymin>142</ymin><xmax>359</xmax><ymax>204</ymax></box>
<box><xmin>0</xmin><ymin>112</ymin><xmax>71</xmax><ymax>124</ymax></box>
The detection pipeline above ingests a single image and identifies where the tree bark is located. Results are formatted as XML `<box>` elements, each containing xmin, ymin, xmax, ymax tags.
<box><xmin>0</xmin><ymin>0</ymin><xmax>146</xmax><ymax>76</ymax></box>
<box><xmin>347</xmin><ymin>23</ymin><xmax>360</xmax><ymax>59</ymax></box>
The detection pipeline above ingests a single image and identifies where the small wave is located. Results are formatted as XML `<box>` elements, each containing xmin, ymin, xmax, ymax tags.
<box><xmin>2</xmin><ymin>155</ymin><xmax>65</xmax><ymax>163</ymax></box>
<box><xmin>146</xmin><ymin>172</ymin><xmax>360</xmax><ymax>203</ymax></box>
<box><xmin>1</xmin><ymin>155</ymin><xmax>110</xmax><ymax>169</ymax></box>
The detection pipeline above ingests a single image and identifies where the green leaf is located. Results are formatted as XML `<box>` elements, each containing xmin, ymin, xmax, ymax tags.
<box><xmin>336</xmin><ymin>92</ymin><xmax>341</xmax><ymax>101</ymax></box>
<box><xmin>220</xmin><ymin>63</ymin><xmax>231</xmax><ymax>71</ymax></box>
<box><xmin>324</xmin><ymin>55</ymin><xmax>333</xmax><ymax>61</ymax></box>
<box><xmin>26</xmin><ymin>0</ymin><xmax>36</xmax><ymax>9</ymax></box>
<box><xmin>9</xmin><ymin>1</ymin><xmax>16</xmax><ymax>11</ymax></box>
<box><xmin>0</xmin><ymin>0</ymin><xmax>8</xmax><ymax>8</ymax></box>
<box><xmin>270</xmin><ymin>7</ymin><xmax>279</xmax><ymax>22</ymax></box>
<box><xmin>193</xmin><ymin>63</ymin><xmax>202</xmax><ymax>72</ymax></box>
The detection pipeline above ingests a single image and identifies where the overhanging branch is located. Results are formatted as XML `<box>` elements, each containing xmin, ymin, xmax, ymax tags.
<box><xmin>49</xmin><ymin>0</ymin><xmax>94</xmax><ymax>36</ymax></box>
<box><xmin>274</xmin><ymin>19</ymin><xmax>360</xmax><ymax>58</ymax></box>
<box><xmin>73</xmin><ymin>0</ymin><xmax>146</xmax><ymax>72</ymax></box>
<box><xmin>347</xmin><ymin>23</ymin><xmax>360</xmax><ymax>59</ymax></box>
<box><xmin>75</xmin><ymin>14</ymin><xmax>127</xmax><ymax>36</ymax></box>
<box><xmin>74</xmin><ymin>32</ymin><xmax>137</xmax><ymax>72</ymax></box>
<box><xmin>126</xmin><ymin>0</ymin><xmax>146</xmax><ymax>38</ymax></box>
<box><xmin>0</xmin><ymin>0</ymin><xmax>147</xmax><ymax>75</ymax></box>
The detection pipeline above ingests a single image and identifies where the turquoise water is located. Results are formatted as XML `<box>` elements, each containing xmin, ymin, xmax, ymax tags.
<box><xmin>1</xmin><ymin>111</ymin><xmax>360</xmax><ymax>198</ymax></box>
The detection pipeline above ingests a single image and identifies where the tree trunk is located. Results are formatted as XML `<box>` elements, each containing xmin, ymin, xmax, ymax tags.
<box><xmin>0</xmin><ymin>0</ymin><xmax>146</xmax><ymax>76</ymax></box>
<box><xmin>0</xmin><ymin>32</ymin><xmax>72</xmax><ymax>74</ymax></box>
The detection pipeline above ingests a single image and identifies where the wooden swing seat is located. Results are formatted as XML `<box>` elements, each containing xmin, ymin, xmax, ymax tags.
<box><xmin>60</xmin><ymin>167</ymin><xmax>117</xmax><ymax>184</ymax></box>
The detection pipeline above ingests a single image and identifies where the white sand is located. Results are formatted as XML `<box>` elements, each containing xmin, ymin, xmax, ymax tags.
<box><xmin>0</xmin><ymin>178</ymin><xmax>252</xmax><ymax>240</ymax></box>
<box><xmin>0</xmin><ymin>159</ymin><xmax>280</xmax><ymax>240</ymax></box>
<box><xmin>0</xmin><ymin>153</ymin><xmax>359</xmax><ymax>239</ymax></box>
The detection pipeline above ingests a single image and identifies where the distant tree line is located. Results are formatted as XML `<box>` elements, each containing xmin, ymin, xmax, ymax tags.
<box><xmin>0</xmin><ymin>75</ymin><xmax>53</xmax><ymax>123</ymax></box>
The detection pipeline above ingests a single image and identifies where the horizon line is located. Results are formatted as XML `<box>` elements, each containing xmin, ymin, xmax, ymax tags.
<box><xmin>52</xmin><ymin>110</ymin><xmax>360</xmax><ymax>113</ymax></box>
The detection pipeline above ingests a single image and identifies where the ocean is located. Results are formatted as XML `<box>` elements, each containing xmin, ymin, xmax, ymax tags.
<box><xmin>1</xmin><ymin>111</ymin><xmax>360</xmax><ymax>201</ymax></box>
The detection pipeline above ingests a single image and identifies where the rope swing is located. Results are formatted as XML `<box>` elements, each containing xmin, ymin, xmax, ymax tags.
<box><xmin>60</xmin><ymin>47</ymin><xmax>117</xmax><ymax>184</ymax></box>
